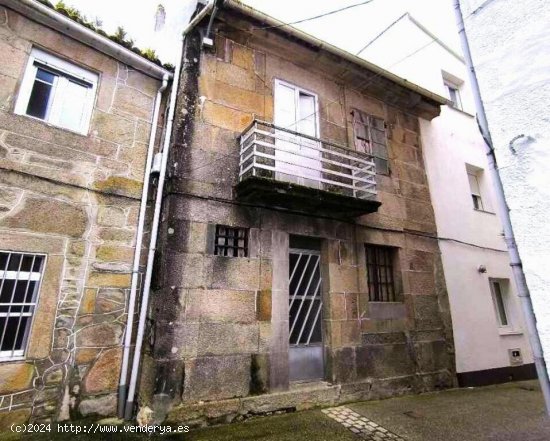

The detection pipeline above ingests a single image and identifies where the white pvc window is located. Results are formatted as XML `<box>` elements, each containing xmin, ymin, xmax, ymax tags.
<box><xmin>490</xmin><ymin>279</ymin><xmax>510</xmax><ymax>328</ymax></box>
<box><xmin>445</xmin><ymin>82</ymin><xmax>462</xmax><ymax>110</ymax></box>
<box><xmin>0</xmin><ymin>251</ymin><xmax>46</xmax><ymax>361</ymax></box>
<box><xmin>468</xmin><ymin>171</ymin><xmax>484</xmax><ymax>210</ymax></box>
<box><xmin>15</xmin><ymin>48</ymin><xmax>98</xmax><ymax>135</ymax></box>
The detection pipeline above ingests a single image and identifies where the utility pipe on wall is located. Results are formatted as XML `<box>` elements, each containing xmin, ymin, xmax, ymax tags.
<box><xmin>454</xmin><ymin>0</ymin><xmax>550</xmax><ymax>415</ymax></box>
<box><xmin>123</xmin><ymin>1</ymin><xmax>215</xmax><ymax>420</ymax></box>
<box><xmin>117</xmin><ymin>74</ymin><xmax>169</xmax><ymax>418</ymax></box>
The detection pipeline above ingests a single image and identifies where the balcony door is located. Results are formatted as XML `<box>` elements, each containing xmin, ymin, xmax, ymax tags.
<box><xmin>274</xmin><ymin>80</ymin><xmax>321</xmax><ymax>189</ymax></box>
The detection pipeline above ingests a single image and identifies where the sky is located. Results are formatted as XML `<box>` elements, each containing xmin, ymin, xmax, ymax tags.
<box><xmin>61</xmin><ymin>0</ymin><xmax>460</xmax><ymax>67</ymax></box>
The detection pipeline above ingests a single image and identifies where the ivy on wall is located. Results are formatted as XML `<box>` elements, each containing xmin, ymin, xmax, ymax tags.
<box><xmin>36</xmin><ymin>0</ymin><xmax>175</xmax><ymax>71</ymax></box>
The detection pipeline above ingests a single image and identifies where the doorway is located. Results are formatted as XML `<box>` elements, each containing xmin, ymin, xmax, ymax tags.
<box><xmin>288</xmin><ymin>245</ymin><xmax>324</xmax><ymax>382</ymax></box>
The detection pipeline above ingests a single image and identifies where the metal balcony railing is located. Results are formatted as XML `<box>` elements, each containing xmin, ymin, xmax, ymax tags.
<box><xmin>239</xmin><ymin>120</ymin><xmax>377</xmax><ymax>200</ymax></box>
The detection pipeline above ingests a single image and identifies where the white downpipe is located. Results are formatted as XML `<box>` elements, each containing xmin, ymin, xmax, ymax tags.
<box><xmin>123</xmin><ymin>1</ymin><xmax>215</xmax><ymax>420</ymax></box>
<box><xmin>118</xmin><ymin>74</ymin><xmax>169</xmax><ymax>418</ymax></box>
<box><xmin>454</xmin><ymin>0</ymin><xmax>550</xmax><ymax>415</ymax></box>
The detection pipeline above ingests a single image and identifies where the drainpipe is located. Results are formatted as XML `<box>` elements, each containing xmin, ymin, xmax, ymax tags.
<box><xmin>123</xmin><ymin>1</ymin><xmax>215</xmax><ymax>420</ymax></box>
<box><xmin>454</xmin><ymin>0</ymin><xmax>550</xmax><ymax>415</ymax></box>
<box><xmin>117</xmin><ymin>74</ymin><xmax>169</xmax><ymax>418</ymax></box>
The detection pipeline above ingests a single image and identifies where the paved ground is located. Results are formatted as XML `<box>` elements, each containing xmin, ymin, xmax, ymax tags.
<box><xmin>348</xmin><ymin>380</ymin><xmax>550</xmax><ymax>441</ymax></box>
<box><xmin>2</xmin><ymin>380</ymin><xmax>549</xmax><ymax>440</ymax></box>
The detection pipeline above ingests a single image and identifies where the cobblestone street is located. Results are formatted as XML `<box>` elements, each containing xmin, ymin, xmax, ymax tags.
<box><xmin>323</xmin><ymin>407</ymin><xmax>405</xmax><ymax>440</ymax></box>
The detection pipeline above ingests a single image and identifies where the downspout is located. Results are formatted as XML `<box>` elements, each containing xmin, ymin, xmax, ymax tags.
<box><xmin>118</xmin><ymin>74</ymin><xmax>169</xmax><ymax>418</ymax></box>
<box><xmin>454</xmin><ymin>0</ymin><xmax>550</xmax><ymax>415</ymax></box>
<box><xmin>123</xmin><ymin>1</ymin><xmax>215</xmax><ymax>420</ymax></box>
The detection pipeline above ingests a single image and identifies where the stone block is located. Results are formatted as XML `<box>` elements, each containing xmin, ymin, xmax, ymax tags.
<box><xmin>202</xmin><ymin>100</ymin><xmax>253</xmax><ymax>132</ymax></box>
<box><xmin>197</xmin><ymin>322</ymin><xmax>259</xmax><ymax>356</ymax></box>
<box><xmin>208</xmin><ymin>79</ymin><xmax>266</xmax><ymax>115</ymax></box>
<box><xmin>340</xmin><ymin>320</ymin><xmax>361</xmax><ymax>346</ymax></box>
<box><xmin>87</xmin><ymin>271</ymin><xmax>131</xmax><ymax>288</ymax></box>
<box><xmin>329</xmin><ymin>347</ymin><xmax>356</xmax><ymax>383</ymax></box>
<box><xmin>399</xmin><ymin>180</ymin><xmax>431</xmax><ymax>201</ymax></box>
<box><xmin>4</xmin><ymin>132</ymin><xmax>96</xmax><ymax>163</ymax></box>
<box><xmin>95</xmin><ymin>245</ymin><xmax>134</xmax><ymax>262</ymax></box>
<box><xmin>0</xmin><ymin>363</ymin><xmax>34</xmax><ymax>394</ymax></box>
<box><xmin>76</xmin><ymin>322</ymin><xmax>123</xmax><ymax>347</ymax></box>
<box><xmin>327</xmin><ymin>263</ymin><xmax>358</xmax><ymax>293</ymax></box>
<box><xmin>79</xmin><ymin>393</ymin><xmax>117</xmax><ymax>417</ymax></box>
<box><xmin>112</xmin><ymin>85</ymin><xmax>154</xmax><ymax>120</ymax></box>
<box><xmin>405</xmin><ymin>249</ymin><xmax>435</xmax><ymax>272</ymax></box>
<box><xmin>368</xmin><ymin>302</ymin><xmax>407</xmax><ymax>320</ymax></box>
<box><xmin>257</xmin><ymin>289</ymin><xmax>272</xmax><ymax>321</ymax></box>
<box><xmin>186</xmin><ymin>289</ymin><xmax>256</xmax><ymax>323</ymax></box>
<box><xmin>412</xmin><ymin>296</ymin><xmax>444</xmax><ymax>330</ymax></box>
<box><xmin>415</xmin><ymin>340</ymin><xmax>450</xmax><ymax>373</ymax></box>
<box><xmin>91</xmin><ymin>109</ymin><xmax>136</xmax><ymax>145</ymax></box>
<box><xmin>356</xmin><ymin>343</ymin><xmax>415</xmax><ymax>379</ymax></box>
<box><xmin>183</xmin><ymin>355</ymin><xmax>250</xmax><ymax>401</ymax></box>
<box><xmin>327</xmin><ymin>292</ymin><xmax>346</xmax><ymax>321</ymax></box>
<box><xmin>205</xmin><ymin>256</ymin><xmax>260</xmax><ymax>290</ymax></box>
<box><xmin>75</xmin><ymin>348</ymin><xmax>100</xmax><ymax>364</ymax></box>
<box><xmin>215</xmin><ymin>61</ymin><xmax>256</xmax><ymax>91</ymax></box>
<box><xmin>406</xmin><ymin>270</ymin><xmax>436</xmax><ymax>295</ymax></box>
<box><xmin>97</xmin><ymin>227</ymin><xmax>135</xmax><ymax>244</ymax></box>
<box><xmin>231</xmin><ymin>43</ymin><xmax>254</xmax><ymax>70</ymax></box>
<box><xmin>153</xmin><ymin>322</ymin><xmax>199</xmax><ymax>359</ymax></box>
<box><xmin>164</xmin><ymin>252</ymin><xmax>205</xmax><ymax>288</ymax></box>
<box><xmin>404</xmin><ymin>199</ymin><xmax>436</xmax><ymax>226</ymax></box>
<box><xmin>165</xmin><ymin>220</ymin><xmax>207</xmax><ymax>254</ymax></box>
<box><xmin>92</xmin><ymin>176</ymin><xmax>143</xmax><ymax>199</ymax></box>
<box><xmin>0</xmin><ymin>196</ymin><xmax>88</xmax><ymax>238</ymax></box>
<box><xmin>250</xmin><ymin>353</ymin><xmax>270</xmax><ymax>395</ymax></box>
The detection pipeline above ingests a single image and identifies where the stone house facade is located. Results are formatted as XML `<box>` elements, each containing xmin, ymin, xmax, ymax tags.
<box><xmin>142</xmin><ymin>1</ymin><xmax>457</xmax><ymax>423</ymax></box>
<box><xmin>0</xmin><ymin>0</ymin><xmax>170</xmax><ymax>427</ymax></box>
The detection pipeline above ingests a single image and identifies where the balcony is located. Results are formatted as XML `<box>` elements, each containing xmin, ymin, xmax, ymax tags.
<box><xmin>235</xmin><ymin>120</ymin><xmax>381</xmax><ymax>217</ymax></box>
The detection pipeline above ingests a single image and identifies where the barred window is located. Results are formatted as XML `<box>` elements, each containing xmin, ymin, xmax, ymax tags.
<box><xmin>352</xmin><ymin>109</ymin><xmax>389</xmax><ymax>175</ymax></box>
<box><xmin>365</xmin><ymin>245</ymin><xmax>397</xmax><ymax>302</ymax></box>
<box><xmin>214</xmin><ymin>225</ymin><xmax>248</xmax><ymax>257</ymax></box>
<box><xmin>0</xmin><ymin>251</ymin><xmax>45</xmax><ymax>360</ymax></box>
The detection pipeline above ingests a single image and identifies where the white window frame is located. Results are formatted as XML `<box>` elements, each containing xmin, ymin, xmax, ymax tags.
<box><xmin>489</xmin><ymin>279</ymin><xmax>512</xmax><ymax>330</ymax></box>
<box><xmin>468</xmin><ymin>171</ymin><xmax>484</xmax><ymax>210</ymax></box>
<box><xmin>444</xmin><ymin>81</ymin><xmax>463</xmax><ymax>110</ymax></box>
<box><xmin>0</xmin><ymin>251</ymin><xmax>46</xmax><ymax>361</ymax></box>
<box><xmin>15</xmin><ymin>47</ymin><xmax>98</xmax><ymax>135</ymax></box>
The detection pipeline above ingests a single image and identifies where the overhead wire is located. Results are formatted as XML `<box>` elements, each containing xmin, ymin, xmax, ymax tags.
<box><xmin>250</xmin><ymin>0</ymin><xmax>376</xmax><ymax>31</ymax></box>
<box><xmin>181</xmin><ymin>3</ymin><xmax>482</xmax><ymax>175</ymax></box>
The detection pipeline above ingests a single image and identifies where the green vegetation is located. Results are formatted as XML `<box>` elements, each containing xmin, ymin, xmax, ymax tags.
<box><xmin>35</xmin><ymin>0</ymin><xmax>175</xmax><ymax>71</ymax></box>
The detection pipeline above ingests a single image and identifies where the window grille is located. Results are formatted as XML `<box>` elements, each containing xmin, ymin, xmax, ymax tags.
<box><xmin>365</xmin><ymin>245</ymin><xmax>396</xmax><ymax>302</ymax></box>
<box><xmin>0</xmin><ymin>251</ymin><xmax>45</xmax><ymax>360</ymax></box>
<box><xmin>214</xmin><ymin>225</ymin><xmax>248</xmax><ymax>257</ymax></box>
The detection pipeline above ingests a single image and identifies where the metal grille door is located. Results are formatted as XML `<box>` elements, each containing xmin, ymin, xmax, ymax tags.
<box><xmin>288</xmin><ymin>249</ymin><xmax>324</xmax><ymax>381</ymax></box>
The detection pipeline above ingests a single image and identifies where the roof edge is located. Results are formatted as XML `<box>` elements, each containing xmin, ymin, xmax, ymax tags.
<box><xmin>223</xmin><ymin>0</ymin><xmax>448</xmax><ymax>106</ymax></box>
<box><xmin>4</xmin><ymin>0</ymin><xmax>173</xmax><ymax>80</ymax></box>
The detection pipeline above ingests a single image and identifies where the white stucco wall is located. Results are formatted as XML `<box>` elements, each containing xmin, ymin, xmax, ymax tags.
<box><xmin>460</xmin><ymin>0</ymin><xmax>550</xmax><ymax>370</ymax></box>
<box><xmin>363</xmin><ymin>14</ymin><xmax>534</xmax><ymax>373</ymax></box>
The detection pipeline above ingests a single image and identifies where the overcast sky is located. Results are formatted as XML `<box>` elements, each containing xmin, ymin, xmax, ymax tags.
<box><xmin>63</xmin><ymin>0</ymin><xmax>460</xmax><ymax>67</ymax></box>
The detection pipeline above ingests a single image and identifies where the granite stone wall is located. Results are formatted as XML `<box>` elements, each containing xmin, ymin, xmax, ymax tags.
<box><xmin>147</xmin><ymin>8</ymin><xmax>455</xmax><ymax>424</ymax></box>
<box><xmin>0</xmin><ymin>5</ymin><xmax>165</xmax><ymax>427</ymax></box>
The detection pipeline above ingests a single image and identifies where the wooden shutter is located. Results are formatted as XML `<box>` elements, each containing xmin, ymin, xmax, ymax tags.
<box><xmin>352</xmin><ymin>109</ymin><xmax>389</xmax><ymax>175</ymax></box>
